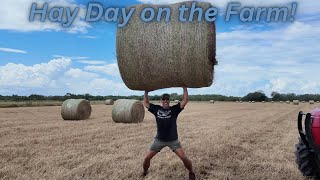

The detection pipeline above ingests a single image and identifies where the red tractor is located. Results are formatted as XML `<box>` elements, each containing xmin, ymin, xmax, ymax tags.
<box><xmin>296</xmin><ymin>108</ymin><xmax>320</xmax><ymax>178</ymax></box>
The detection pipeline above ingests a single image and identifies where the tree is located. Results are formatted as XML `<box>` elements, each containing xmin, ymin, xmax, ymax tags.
<box><xmin>242</xmin><ymin>91</ymin><xmax>268</xmax><ymax>102</ymax></box>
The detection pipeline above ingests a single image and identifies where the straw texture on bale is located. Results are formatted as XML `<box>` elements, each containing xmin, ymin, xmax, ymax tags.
<box><xmin>112</xmin><ymin>99</ymin><xmax>145</xmax><ymax>123</ymax></box>
<box><xmin>61</xmin><ymin>99</ymin><xmax>91</xmax><ymax>120</ymax></box>
<box><xmin>293</xmin><ymin>100</ymin><xmax>299</xmax><ymax>105</ymax></box>
<box><xmin>116</xmin><ymin>1</ymin><xmax>216</xmax><ymax>91</ymax></box>
<box><xmin>210</xmin><ymin>100</ymin><xmax>214</xmax><ymax>103</ymax></box>
<box><xmin>105</xmin><ymin>99</ymin><xmax>114</xmax><ymax>105</ymax></box>
<box><xmin>309</xmin><ymin>100</ymin><xmax>315</xmax><ymax>104</ymax></box>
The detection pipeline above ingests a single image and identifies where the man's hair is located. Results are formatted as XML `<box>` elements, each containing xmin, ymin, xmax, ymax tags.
<box><xmin>161</xmin><ymin>93</ymin><xmax>170</xmax><ymax>100</ymax></box>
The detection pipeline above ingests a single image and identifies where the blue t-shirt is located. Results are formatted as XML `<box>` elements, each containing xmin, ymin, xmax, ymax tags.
<box><xmin>148</xmin><ymin>103</ymin><xmax>184</xmax><ymax>141</ymax></box>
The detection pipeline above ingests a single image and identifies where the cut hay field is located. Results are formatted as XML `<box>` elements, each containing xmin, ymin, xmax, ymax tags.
<box><xmin>0</xmin><ymin>102</ymin><xmax>317</xmax><ymax>180</ymax></box>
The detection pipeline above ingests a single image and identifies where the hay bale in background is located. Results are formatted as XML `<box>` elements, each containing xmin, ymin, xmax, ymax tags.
<box><xmin>209</xmin><ymin>100</ymin><xmax>214</xmax><ymax>103</ymax></box>
<box><xmin>317</xmin><ymin>101</ymin><xmax>320</xmax><ymax>103</ymax></box>
<box><xmin>286</xmin><ymin>101</ymin><xmax>290</xmax><ymax>104</ymax></box>
<box><xmin>249</xmin><ymin>101</ymin><xmax>251</xmax><ymax>103</ymax></box>
<box><xmin>116</xmin><ymin>1</ymin><xmax>216</xmax><ymax>91</ymax></box>
<box><xmin>293</xmin><ymin>100</ymin><xmax>299</xmax><ymax>105</ymax></box>
<box><xmin>280</xmin><ymin>101</ymin><xmax>283</xmax><ymax>103</ymax></box>
<box><xmin>105</xmin><ymin>99</ymin><xmax>114</xmax><ymax>105</ymax></box>
<box><xmin>309</xmin><ymin>100</ymin><xmax>315</xmax><ymax>104</ymax></box>
<box><xmin>271</xmin><ymin>101</ymin><xmax>275</xmax><ymax>103</ymax></box>
<box><xmin>252</xmin><ymin>101</ymin><xmax>255</xmax><ymax>103</ymax></box>
<box><xmin>61</xmin><ymin>99</ymin><xmax>91</xmax><ymax>120</ymax></box>
<box><xmin>262</xmin><ymin>101</ymin><xmax>265</xmax><ymax>103</ymax></box>
<box><xmin>112</xmin><ymin>99</ymin><xmax>145</xmax><ymax>123</ymax></box>
<box><xmin>240</xmin><ymin>101</ymin><xmax>243</xmax><ymax>103</ymax></box>
<box><xmin>174</xmin><ymin>100</ymin><xmax>180</xmax><ymax>103</ymax></box>
<box><xmin>302</xmin><ymin>101</ymin><xmax>305</xmax><ymax>103</ymax></box>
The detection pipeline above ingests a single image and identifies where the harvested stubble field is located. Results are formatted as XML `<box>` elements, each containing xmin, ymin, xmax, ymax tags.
<box><xmin>0</xmin><ymin>102</ymin><xmax>317</xmax><ymax>180</ymax></box>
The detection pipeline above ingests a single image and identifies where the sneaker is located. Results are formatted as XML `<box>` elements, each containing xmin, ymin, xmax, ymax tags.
<box><xmin>189</xmin><ymin>172</ymin><xmax>196</xmax><ymax>180</ymax></box>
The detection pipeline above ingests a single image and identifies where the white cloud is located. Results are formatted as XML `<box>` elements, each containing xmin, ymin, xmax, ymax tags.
<box><xmin>0</xmin><ymin>58</ymin><xmax>137</xmax><ymax>96</ymax></box>
<box><xmin>79</xmin><ymin>35</ymin><xmax>97</xmax><ymax>39</ymax></box>
<box><xmin>0</xmin><ymin>0</ymin><xmax>90</xmax><ymax>33</ymax></box>
<box><xmin>0</xmin><ymin>58</ymin><xmax>71</xmax><ymax>88</ymax></box>
<box><xmin>77</xmin><ymin>60</ymin><xmax>106</xmax><ymax>65</ymax></box>
<box><xmin>53</xmin><ymin>55</ymin><xmax>89</xmax><ymax>60</ymax></box>
<box><xmin>199</xmin><ymin>20</ymin><xmax>320</xmax><ymax>96</ymax></box>
<box><xmin>84</xmin><ymin>63</ymin><xmax>120</xmax><ymax>77</ymax></box>
<box><xmin>0</xmin><ymin>47</ymin><xmax>27</xmax><ymax>54</ymax></box>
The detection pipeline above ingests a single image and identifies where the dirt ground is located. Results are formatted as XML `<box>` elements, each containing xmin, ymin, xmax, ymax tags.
<box><xmin>0</xmin><ymin>102</ymin><xmax>318</xmax><ymax>180</ymax></box>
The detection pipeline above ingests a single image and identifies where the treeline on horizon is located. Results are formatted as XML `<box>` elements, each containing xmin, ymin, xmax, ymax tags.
<box><xmin>1</xmin><ymin>91</ymin><xmax>320</xmax><ymax>102</ymax></box>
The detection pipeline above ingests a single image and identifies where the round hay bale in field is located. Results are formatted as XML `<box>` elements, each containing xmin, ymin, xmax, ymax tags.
<box><xmin>302</xmin><ymin>101</ymin><xmax>305</xmax><ymax>103</ymax></box>
<box><xmin>271</xmin><ymin>101</ymin><xmax>274</xmax><ymax>103</ymax></box>
<box><xmin>280</xmin><ymin>101</ymin><xmax>283</xmax><ymax>103</ymax></box>
<box><xmin>112</xmin><ymin>99</ymin><xmax>145</xmax><ymax>123</ymax></box>
<box><xmin>209</xmin><ymin>100</ymin><xmax>214</xmax><ymax>103</ymax></box>
<box><xmin>293</xmin><ymin>100</ymin><xmax>299</xmax><ymax>105</ymax></box>
<box><xmin>317</xmin><ymin>101</ymin><xmax>320</xmax><ymax>103</ymax></box>
<box><xmin>249</xmin><ymin>101</ymin><xmax>251</xmax><ymax>103</ymax></box>
<box><xmin>309</xmin><ymin>100</ymin><xmax>315</xmax><ymax>104</ymax></box>
<box><xmin>252</xmin><ymin>101</ymin><xmax>255</xmax><ymax>103</ymax></box>
<box><xmin>61</xmin><ymin>99</ymin><xmax>91</xmax><ymax>120</ymax></box>
<box><xmin>262</xmin><ymin>101</ymin><xmax>265</xmax><ymax>103</ymax></box>
<box><xmin>286</xmin><ymin>101</ymin><xmax>290</xmax><ymax>104</ymax></box>
<box><xmin>239</xmin><ymin>101</ymin><xmax>243</xmax><ymax>103</ymax></box>
<box><xmin>105</xmin><ymin>99</ymin><xmax>114</xmax><ymax>105</ymax></box>
<box><xmin>116</xmin><ymin>1</ymin><xmax>216</xmax><ymax>91</ymax></box>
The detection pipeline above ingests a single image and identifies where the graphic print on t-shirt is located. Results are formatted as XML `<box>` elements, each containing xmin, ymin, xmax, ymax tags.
<box><xmin>157</xmin><ymin>109</ymin><xmax>171</xmax><ymax>119</ymax></box>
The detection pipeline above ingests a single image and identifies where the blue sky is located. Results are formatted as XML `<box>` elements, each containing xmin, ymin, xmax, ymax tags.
<box><xmin>0</xmin><ymin>0</ymin><xmax>320</xmax><ymax>97</ymax></box>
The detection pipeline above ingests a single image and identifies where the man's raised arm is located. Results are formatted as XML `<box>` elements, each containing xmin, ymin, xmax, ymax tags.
<box><xmin>180</xmin><ymin>87</ymin><xmax>188</xmax><ymax>109</ymax></box>
<box><xmin>143</xmin><ymin>91</ymin><xmax>150</xmax><ymax>109</ymax></box>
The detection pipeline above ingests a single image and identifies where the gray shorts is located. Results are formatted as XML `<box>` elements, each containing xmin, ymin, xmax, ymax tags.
<box><xmin>149</xmin><ymin>139</ymin><xmax>182</xmax><ymax>152</ymax></box>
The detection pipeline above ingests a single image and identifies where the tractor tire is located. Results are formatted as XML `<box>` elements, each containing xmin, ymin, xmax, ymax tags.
<box><xmin>295</xmin><ymin>138</ymin><xmax>320</xmax><ymax>178</ymax></box>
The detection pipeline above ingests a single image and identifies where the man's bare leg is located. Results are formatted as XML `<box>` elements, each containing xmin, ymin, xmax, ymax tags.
<box><xmin>174</xmin><ymin>148</ymin><xmax>195</xmax><ymax>179</ymax></box>
<box><xmin>143</xmin><ymin>150</ymin><xmax>158</xmax><ymax>176</ymax></box>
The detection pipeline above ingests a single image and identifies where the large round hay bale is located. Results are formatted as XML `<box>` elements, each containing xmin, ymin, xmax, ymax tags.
<box><xmin>309</xmin><ymin>100</ymin><xmax>315</xmax><ymax>104</ymax></box>
<box><xmin>116</xmin><ymin>1</ymin><xmax>216</xmax><ymax>91</ymax></box>
<box><xmin>209</xmin><ymin>100</ymin><xmax>214</xmax><ymax>103</ymax></box>
<box><xmin>302</xmin><ymin>101</ymin><xmax>305</xmax><ymax>103</ymax></box>
<box><xmin>286</xmin><ymin>101</ymin><xmax>290</xmax><ymax>104</ymax></box>
<box><xmin>252</xmin><ymin>101</ymin><xmax>255</xmax><ymax>103</ymax></box>
<box><xmin>280</xmin><ymin>101</ymin><xmax>283</xmax><ymax>103</ymax></box>
<box><xmin>317</xmin><ymin>101</ymin><xmax>320</xmax><ymax>103</ymax></box>
<box><xmin>293</xmin><ymin>100</ymin><xmax>299</xmax><ymax>105</ymax></box>
<box><xmin>271</xmin><ymin>101</ymin><xmax>275</xmax><ymax>103</ymax></box>
<box><xmin>112</xmin><ymin>99</ymin><xmax>145</xmax><ymax>123</ymax></box>
<box><xmin>262</xmin><ymin>101</ymin><xmax>265</xmax><ymax>103</ymax></box>
<box><xmin>61</xmin><ymin>99</ymin><xmax>91</xmax><ymax>120</ymax></box>
<box><xmin>105</xmin><ymin>99</ymin><xmax>114</xmax><ymax>105</ymax></box>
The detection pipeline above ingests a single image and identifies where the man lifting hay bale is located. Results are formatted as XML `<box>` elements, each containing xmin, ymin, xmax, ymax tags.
<box><xmin>143</xmin><ymin>87</ymin><xmax>195</xmax><ymax>180</ymax></box>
